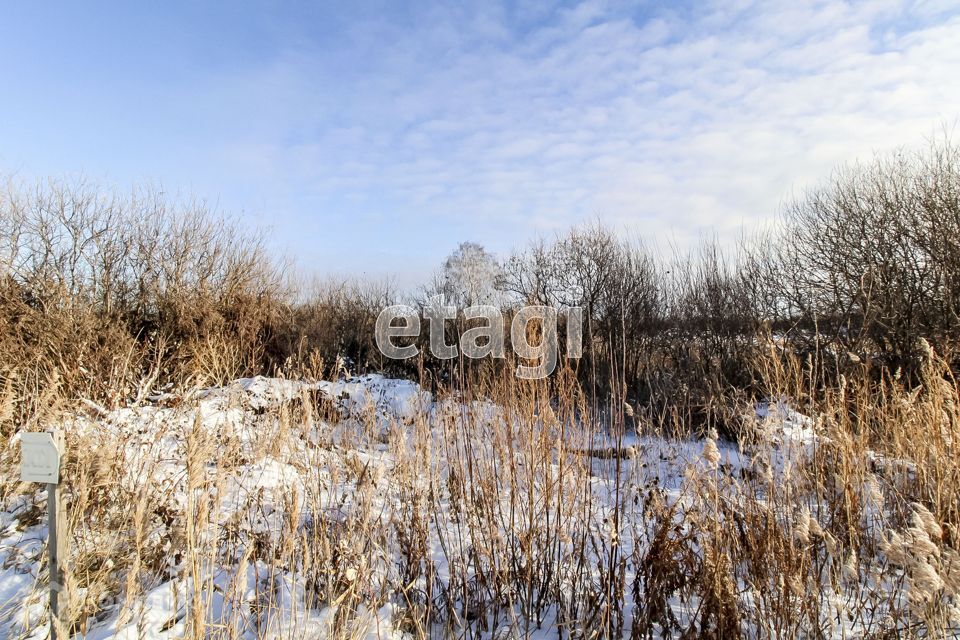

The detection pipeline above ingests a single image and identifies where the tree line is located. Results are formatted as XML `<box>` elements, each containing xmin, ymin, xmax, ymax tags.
<box><xmin>2</xmin><ymin>137</ymin><xmax>959</xmax><ymax>436</ymax></box>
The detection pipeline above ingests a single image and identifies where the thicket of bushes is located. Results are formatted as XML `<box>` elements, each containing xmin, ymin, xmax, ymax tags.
<box><xmin>2</xmin><ymin>138</ymin><xmax>959</xmax><ymax>438</ymax></box>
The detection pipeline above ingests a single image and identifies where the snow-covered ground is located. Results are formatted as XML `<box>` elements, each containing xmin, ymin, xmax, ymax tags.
<box><xmin>0</xmin><ymin>375</ymin><xmax>952</xmax><ymax>638</ymax></box>
<box><xmin>2</xmin><ymin>375</ymin><xmax>424</xmax><ymax>640</ymax></box>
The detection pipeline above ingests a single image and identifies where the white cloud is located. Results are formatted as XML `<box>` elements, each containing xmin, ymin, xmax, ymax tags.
<box><xmin>206</xmin><ymin>0</ymin><xmax>960</xmax><ymax>283</ymax></box>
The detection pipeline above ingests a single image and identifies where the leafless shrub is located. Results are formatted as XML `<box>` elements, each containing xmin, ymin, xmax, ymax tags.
<box><xmin>777</xmin><ymin>136</ymin><xmax>960</xmax><ymax>373</ymax></box>
<box><xmin>277</xmin><ymin>275</ymin><xmax>398</xmax><ymax>378</ymax></box>
<box><xmin>0</xmin><ymin>177</ymin><xmax>285</xmax><ymax>416</ymax></box>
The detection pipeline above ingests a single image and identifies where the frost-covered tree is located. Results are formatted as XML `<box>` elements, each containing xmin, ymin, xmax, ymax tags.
<box><xmin>434</xmin><ymin>241</ymin><xmax>503</xmax><ymax>308</ymax></box>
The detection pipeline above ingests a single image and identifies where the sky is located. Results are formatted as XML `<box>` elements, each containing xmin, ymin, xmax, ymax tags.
<box><xmin>1</xmin><ymin>0</ymin><xmax>959</xmax><ymax>287</ymax></box>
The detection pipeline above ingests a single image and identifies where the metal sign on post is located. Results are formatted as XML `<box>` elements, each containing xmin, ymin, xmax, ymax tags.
<box><xmin>20</xmin><ymin>430</ymin><xmax>68</xmax><ymax>639</ymax></box>
<box><xmin>20</xmin><ymin>432</ymin><xmax>61</xmax><ymax>483</ymax></box>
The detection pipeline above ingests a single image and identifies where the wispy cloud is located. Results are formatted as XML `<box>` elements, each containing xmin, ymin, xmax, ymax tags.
<box><xmin>2</xmin><ymin>1</ymin><xmax>958</xmax><ymax>284</ymax></box>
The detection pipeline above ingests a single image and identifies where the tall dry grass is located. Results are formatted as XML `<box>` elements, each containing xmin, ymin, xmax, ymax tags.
<box><xmin>0</xmin><ymin>339</ymin><xmax>957</xmax><ymax>638</ymax></box>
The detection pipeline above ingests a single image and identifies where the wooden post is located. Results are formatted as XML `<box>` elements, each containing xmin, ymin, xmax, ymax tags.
<box><xmin>48</xmin><ymin>479</ymin><xmax>69</xmax><ymax>639</ymax></box>
<box><xmin>20</xmin><ymin>429</ymin><xmax>67</xmax><ymax>638</ymax></box>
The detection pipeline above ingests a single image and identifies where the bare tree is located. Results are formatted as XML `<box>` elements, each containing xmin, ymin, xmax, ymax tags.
<box><xmin>777</xmin><ymin>135</ymin><xmax>960</xmax><ymax>369</ymax></box>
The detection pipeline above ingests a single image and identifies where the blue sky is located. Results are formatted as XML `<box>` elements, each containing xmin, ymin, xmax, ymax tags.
<box><xmin>1</xmin><ymin>1</ymin><xmax>959</xmax><ymax>286</ymax></box>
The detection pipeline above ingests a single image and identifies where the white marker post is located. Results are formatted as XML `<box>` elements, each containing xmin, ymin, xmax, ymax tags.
<box><xmin>20</xmin><ymin>430</ymin><xmax>68</xmax><ymax>639</ymax></box>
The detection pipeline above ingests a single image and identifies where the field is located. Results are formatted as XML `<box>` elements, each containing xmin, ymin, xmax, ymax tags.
<box><xmin>1</xmin><ymin>348</ymin><xmax>958</xmax><ymax>639</ymax></box>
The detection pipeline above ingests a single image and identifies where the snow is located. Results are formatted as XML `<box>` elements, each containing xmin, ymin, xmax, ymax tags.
<box><xmin>0</xmin><ymin>375</ymin><xmax>940</xmax><ymax>638</ymax></box>
<box><xmin>317</xmin><ymin>374</ymin><xmax>431</xmax><ymax>424</ymax></box>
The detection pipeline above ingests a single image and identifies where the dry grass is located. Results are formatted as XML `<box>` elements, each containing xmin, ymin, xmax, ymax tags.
<box><xmin>0</xmin><ymin>340</ymin><xmax>957</xmax><ymax>639</ymax></box>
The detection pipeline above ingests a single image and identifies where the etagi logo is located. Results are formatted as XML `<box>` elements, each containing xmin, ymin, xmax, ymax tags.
<box><xmin>375</xmin><ymin>298</ymin><xmax>582</xmax><ymax>379</ymax></box>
